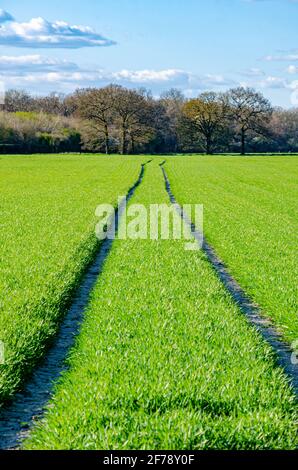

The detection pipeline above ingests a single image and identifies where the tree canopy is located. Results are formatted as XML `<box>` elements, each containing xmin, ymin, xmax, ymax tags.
<box><xmin>0</xmin><ymin>85</ymin><xmax>296</xmax><ymax>155</ymax></box>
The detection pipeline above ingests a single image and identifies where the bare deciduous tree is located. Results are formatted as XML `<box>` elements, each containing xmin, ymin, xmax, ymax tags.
<box><xmin>4</xmin><ymin>89</ymin><xmax>33</xmax><ymax>113</ymax></box>
<box><xmin>160</xmin><ymin>88</ymin><xmax>185</xmax><ymax>152</ymax></box>
<box><xmin>111</xmin><ymin>86</ymin><xmax>153</xmax><ymax>154</ymax></box>
<box><xmin>225</xmin><ymin>87</ymin><xmax>273</xmax><ymax>155</ymax></box>
<box><xmin>76</xmin><ymin>86</ymin><xmax>115</xmax><ymax>154</ymax></box>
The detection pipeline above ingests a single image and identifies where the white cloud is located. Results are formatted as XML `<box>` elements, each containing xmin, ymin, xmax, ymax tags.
<box><xmin>202</xmin><ymin>74</ymin><xmax>232</xmax><ymax>85</ymax></box>
<box><xmin>289</xmin><ymin>79</ymin><xmax>298</xmax><ymax>90</ymax></box>
<box><xmin>239</xmin><ymin>68</ymin><xmax>265</xmax><ymax>77</ymax></box>
<box><xmin>240</xmin><ymin>75</ymin><xmax>290</xmax><ymax>90</ymax></box>
<box><xmin>1</xmin><ymin>54</ymin><xmax>287</xmax><ymax>98</ymax></box>
<box><xmin>0</xmin><ymin>12</ymin><xmax>115</xmax><ymax>48</ymax></box>
<box><xmin>263</xmin><ymin>53</ymin><xmax>298</xmax><ymax>61</ymax></box>
<box><xmin>259</xmin><ymin>76</ymin><xmax>288</xmax><ymax>89</ymax></box>
<box><xmin>0</xmin><ymin>58</ymin><xmax>236</xmax><ymax>95</ymax></box>
<box><xmin>13</xmin><ymin>71</ymin><xmax>101</xmax><ymax>84</ymax></box>
<box><xmin>110</xmin><ymin>69</ymin><xmax>234</xmax><ymax>89</ymax></box>
<box><xmin>0</xmin><ymin>54</ymin><xmax>79</xmax><ymax>72</ymax></box>
<box><xmin>287</xmin><ymin>65</ymin><xmax>298</xmax><ymax>74</ymax></box>
<box><xmin>111</xmin><ymin>69</ymin><xmax>190</xmax><ymax>84</ymax></box>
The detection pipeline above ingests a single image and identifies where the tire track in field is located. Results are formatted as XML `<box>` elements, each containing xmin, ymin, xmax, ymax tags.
<box><xmin>0</xmin><ymin>162</ymin><xmax>150</xmax><ymax>450</ymax></box>
<box><xmin>160</xmin><ymin>162</ymin><xmax>298</xmax><ymax>397</ymax></box>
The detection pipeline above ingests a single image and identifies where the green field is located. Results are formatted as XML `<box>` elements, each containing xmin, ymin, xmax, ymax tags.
<box><xmin>165</xmin><ymin>156</ymin><xmax>298</xmax><ymax>343</ymax></box>
<box><xmin>0</xmin><ymin>154</ymin><xmax>297</xmax><ymax>450</ymax></box>
<box><xmin>0</xmin><ymin>154</ymin><xmax>145</xmax><ymax>404</ymax></box>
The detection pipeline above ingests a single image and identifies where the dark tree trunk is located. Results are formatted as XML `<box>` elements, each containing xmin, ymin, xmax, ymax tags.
<box><xmin>206</xmin><ymin>135</ymin><xmax>212</xmax><ymax>155</ymax></box>
<box><xmin>104</xmin><ymin>122</ymin><xmax>110</xmax><ymax>155</ymax></box>
<box><xmin>130</xmin><ymin>135</ymin><xmax>135</xmax><ymax>154</ymax></box>
<box><xmin>241</xmin><ymin>128</ymin><xmax>246</xmax><ymax>155</ymax></box>
<box><xmin>121</xmin><ymin>123</ymin><xmax>127</xmax><ymax>155</ymax></box>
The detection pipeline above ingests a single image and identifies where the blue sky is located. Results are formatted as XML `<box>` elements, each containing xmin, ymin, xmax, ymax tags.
<box><xmin>0</xmin><ymin>0</ymin><xmax>297</xmax><ymax>106</ymax></box>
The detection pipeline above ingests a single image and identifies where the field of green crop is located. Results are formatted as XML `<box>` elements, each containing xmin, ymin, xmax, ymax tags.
<box><xmin>0</xmin><ymin>154</ymin><xmax>297</xmax><ymax>450</ymax></box>
<box><xmin>24</xmin><ymin>161</ymin><xmax>297</xmax><ymax>450</ymax></box>
<box><xmin>166</xmin><ymin>156</ymin><xmax>298</xmax><ymax>343</ymax></box>
<box><xmin>0</xmin><ymin>154</ymin><xmax>145</xmax><ymax>405</ymax></box>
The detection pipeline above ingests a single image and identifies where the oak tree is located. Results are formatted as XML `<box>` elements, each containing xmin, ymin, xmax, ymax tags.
<box><xmin>225</xmin><ymin>87</ymin><xmax>273</xmax><ymax>155</ymax></box>
<box><xmin>182</xmin><ymin>92</ymin><xmax>227</xmax><ymax>154</ymax></box>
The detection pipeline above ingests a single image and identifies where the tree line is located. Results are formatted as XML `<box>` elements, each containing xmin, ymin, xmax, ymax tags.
<box><xmin>1</xmin><ymin>86</ymin><xmax>298</xmax><ymax>155</ymax></box>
